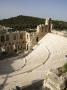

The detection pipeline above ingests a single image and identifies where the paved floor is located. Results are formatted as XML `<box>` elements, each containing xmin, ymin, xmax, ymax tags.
<box><xmin>0</xmin><ymin>33</ymin><xmax>67</xmax><ymax>90</ymax></box>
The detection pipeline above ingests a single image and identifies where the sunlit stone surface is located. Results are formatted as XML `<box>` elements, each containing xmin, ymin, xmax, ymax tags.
<box><xmin>0</xmin><ymin>33</ymin><xmax>67</xmax><ymax>90</ymax></box>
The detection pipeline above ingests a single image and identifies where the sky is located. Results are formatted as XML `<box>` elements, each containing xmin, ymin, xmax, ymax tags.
<box><xmin>0</xmin><ymin>0</ymin><xmax>67</xmax><ymax>21</ymax></box>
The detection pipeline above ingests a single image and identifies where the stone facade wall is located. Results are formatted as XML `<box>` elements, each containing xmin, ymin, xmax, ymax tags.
<box><xmin>0</xmin><ymin>29</ymin><xmax>31</xmax><ymax>54</ymax></box>
<box><xmin>36</xmin><ymin>18</ymin><xmax>52</xmax><ymax>41</ymax></box>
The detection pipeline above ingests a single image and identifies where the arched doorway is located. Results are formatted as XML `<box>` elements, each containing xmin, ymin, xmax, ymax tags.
<box><xmin>36</xmin><ymin>37</ymin><xmax>39</xmax><ymax>42</ymax></box>
<box><xmin>27</xmin><ymin>44</ymin><xmax>28</xmax><ymax>50</ymax></box>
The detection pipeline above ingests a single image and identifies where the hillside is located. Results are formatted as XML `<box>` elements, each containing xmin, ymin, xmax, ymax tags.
<box><xmin>0</xmin><ymin>15</ymin><xmax>45</xmax><ymax>30</ymax></box>
<box><xmin>52</xmin><ymin>20</ymin><xmax>67</xmax><ymax>30</ymax></box>
<box><xmin>0</xmin><ymin>15</ymin><xmax>67</xmax><ymax>31</ymax></box>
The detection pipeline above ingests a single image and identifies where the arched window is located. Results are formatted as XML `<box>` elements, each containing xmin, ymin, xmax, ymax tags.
<box><xmin>20</xmin><ymin>34</ymin><xmax>23</xmax><ymax>39</ymax></box>
<box><xmin>1</xmin><ymin>35</ymin><xmax>5</xmax><ymax>42</ymax></box>
<box><xmin>14</xmin><ymin>35</ymin><xmax>16</xmax><ymax>40</ymax></box>
<box><xmin>27</xmin><ymin>34</ymin><xmax>28</xmax><ymax>39</ymax></box>
<box><xmin>6</xmin><ymin>35</ymin><xmax>9</xmax><ymax>41</ymax></box>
